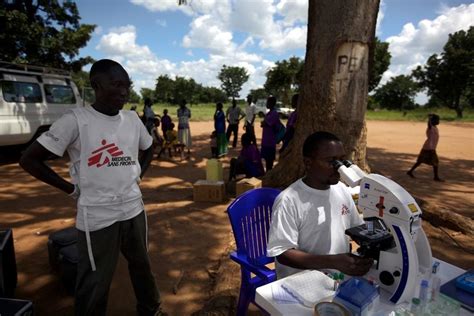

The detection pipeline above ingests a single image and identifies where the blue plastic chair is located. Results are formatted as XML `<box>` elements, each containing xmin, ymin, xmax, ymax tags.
<box><xmin>227</xmin><ymin>187</ymin><xmax>281</xmax><ymax>315</ymax></box>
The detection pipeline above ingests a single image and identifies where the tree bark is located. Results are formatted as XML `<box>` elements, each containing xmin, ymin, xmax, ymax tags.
<box><xmin>264</xmin><ymin>0</ymin><xmax>380</xmax><ymax>188</ymax></box>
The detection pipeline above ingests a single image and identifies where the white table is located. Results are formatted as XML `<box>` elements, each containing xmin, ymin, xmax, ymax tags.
<box><xmin>255</xmin><ymin>259</ymin><xmax>470</xmax><ymax>316</ymax></box>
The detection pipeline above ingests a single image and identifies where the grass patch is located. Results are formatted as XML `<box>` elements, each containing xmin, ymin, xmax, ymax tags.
<box><xmin>366</xmin><ymin>107</ymin><xmax>474</xmax><ymax>122</ymax></box>
<box><xmin>125</xmin><ymin>103</ymin><xmax>474</xmax><ymax>122</ymax></box>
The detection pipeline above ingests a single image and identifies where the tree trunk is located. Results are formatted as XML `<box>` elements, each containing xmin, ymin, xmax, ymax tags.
<box><xmin>264</xmin><ymin>0</ymin><xmax>380</xmax><ymax>188</ymax></box>
<box><xmin>454</xmin><ymin>98</ymin><xmax>463</xmax><ymax>119</ymax></box>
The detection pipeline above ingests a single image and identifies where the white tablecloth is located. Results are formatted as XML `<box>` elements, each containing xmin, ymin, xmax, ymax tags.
<box><xmin>255</xmin><ymin>258</ymin><xmax>470</xmax><ymax>316</ymax></box>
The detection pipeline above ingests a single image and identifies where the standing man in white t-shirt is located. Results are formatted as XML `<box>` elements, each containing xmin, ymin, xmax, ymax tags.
<box><xmin>267</xmin><ymin>131</ymin><xmax>373</xmax><ymax>279</ymax></box>
<box><xmin>226</xmin><ymin>99</ymin><xmax>246</xmax><ymax>148</ymax></box>
<box><xmin>244</xmin><ymin>95</ymin><xmax>257</xmax><ymax>144</ymax></box>
<box><xmin>20</xmin><ymin>59</ymin><xmax>163</xmax><ymax>316</ymax></box>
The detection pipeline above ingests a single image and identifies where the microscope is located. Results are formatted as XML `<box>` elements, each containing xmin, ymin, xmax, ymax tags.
<box><xmin>333</xmin><ymin>160</ymin><xmax>432</xmax><ymax>304</ymax></box>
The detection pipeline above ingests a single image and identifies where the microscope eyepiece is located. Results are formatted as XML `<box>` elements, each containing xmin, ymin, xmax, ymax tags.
<box><xmin>342</xmin><ymin>160</ymin><xmax>353</xmax><ymax>167</ymax></box>
<box><xmin>331</xmin><ymin>160</ymin><xmax>344</xmax><ymax>169</ymax></box>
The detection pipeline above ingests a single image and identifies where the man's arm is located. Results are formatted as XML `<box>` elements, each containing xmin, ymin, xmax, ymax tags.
<box><xmin>277</xmin><ymin>249</ymin><xmax>373</xmax><ymax>276</ymax></box>
<box><xmin>19</xmin><ymin>141</ymin><xmax>75</xmax><ymax>194</ymax></box>
<box><xmin>139</xmin><ymin>145</ymin><xmax>154</xmax><ymax>179</ymax></box>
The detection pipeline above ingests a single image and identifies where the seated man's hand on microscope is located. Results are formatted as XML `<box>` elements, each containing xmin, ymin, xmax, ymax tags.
<box><xmin>332</xmin><ymin>253</ymin><xmax>373</xmax><ymax>276</ymax></box>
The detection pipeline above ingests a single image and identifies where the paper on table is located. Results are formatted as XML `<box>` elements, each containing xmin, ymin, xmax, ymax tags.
<box><xmin>271</xmin><ymin>283</ymin><xmax>300</xmax><ymax>304</ymax></box>
<box><xmin>280</xmin><ymin>270</ymin><xmax>336</xmax><ymax>307</ymax></box>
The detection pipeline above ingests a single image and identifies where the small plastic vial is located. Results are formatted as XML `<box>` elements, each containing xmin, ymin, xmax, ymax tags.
<box><xmin>431</xmin><ymin>275</ymin><xmax>441</xmax><ymax>301</ymax></box>
<box><xmin>410</xmin><ymin>297</ymin><xmax>421</xmax><ymax>315</ymax></box>
<box><xmin>419</xmin><ymin>280</ymin><xmax>429</xmax><ymax>302</ymax></box>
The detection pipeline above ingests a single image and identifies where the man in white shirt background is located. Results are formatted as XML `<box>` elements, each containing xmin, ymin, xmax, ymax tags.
<box><xmin>244</xmin><ymin>95</ymin><xmax>257</xmax><ymax>144</ymax></box>
<box><xmin>20</xmin><ymin>59</ymin><xmax>163</xmax><ymax>316</ymax></box>
<box><xmin>267</xmin><ymin>131</ymin><xmax>373</xmax><ymax>279</ymax></box>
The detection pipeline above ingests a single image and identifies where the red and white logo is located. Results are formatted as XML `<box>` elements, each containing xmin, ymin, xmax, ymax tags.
<box><xmin>88</xmin><ymin>139</ymin><xmax>124</xmax><ymax>168</ymax></box>
<box><xmin>341</xmin><ymin>204</ymin><xmax>350</xmax><ymax>216</ymax></box>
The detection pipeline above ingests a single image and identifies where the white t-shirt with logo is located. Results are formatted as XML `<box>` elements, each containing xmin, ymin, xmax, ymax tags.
<box><xmin>37</xmin><ymin>106</ymin><xmax>152</xmax><ymax>232</ymax></box>
<box><xmin>267</xmin><ymin>179</ymin><xmax>363</xmax><ymax>279</ymax></box>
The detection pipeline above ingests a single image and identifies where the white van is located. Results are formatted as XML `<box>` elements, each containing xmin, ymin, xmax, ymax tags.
<box><xmin>0</xmin><ymin>61</ymin><xmax>85</xmax><ymax>147</ymax></box>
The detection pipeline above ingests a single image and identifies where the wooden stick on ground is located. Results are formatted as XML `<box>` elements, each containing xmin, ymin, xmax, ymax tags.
<box><xmin>173</xmin><ymin>270</ymin><xmax>185</xmax><ymax>294</ymax></box>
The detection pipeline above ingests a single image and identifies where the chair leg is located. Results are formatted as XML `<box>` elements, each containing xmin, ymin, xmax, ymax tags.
<box><xmin>236</xmin><ymin>283</ymin><xmax>251</xmax><ymax>316</ymax></box>
<box><xmin>236</xmin><ymin>268</ymin><xmax>253</xmax><ymax>316</ymax></box>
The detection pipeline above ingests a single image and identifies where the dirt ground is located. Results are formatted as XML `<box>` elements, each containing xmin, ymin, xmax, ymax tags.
<box><xmin>0</xmin><ymin>120</ymin><xmax>473</xmax><ymax>315</ymax></box>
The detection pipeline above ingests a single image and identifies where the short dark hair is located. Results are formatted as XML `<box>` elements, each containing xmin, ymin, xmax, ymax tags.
<box><xmin>89</xmin><ymin>59</ymin><xmax>124</xmax><ymax>82</ymax></box>
<box><xmin>303</xmin><ymin>131</ymin><xmax>341</xmax><ymax>157</ymax></box>
<box><xmin>429</xmin><ymin>113</ymin><xmax>440</xmax><ymax>126</ymax></box>
<box><xmin>241</xmin><ymin>133</ymin><xmax>252</xmax><ymax>147</ymax></box>
<box><xmin>267</xmin><ymin>96</ymin><xmax>277</xmax><ymax>108</ymax></box>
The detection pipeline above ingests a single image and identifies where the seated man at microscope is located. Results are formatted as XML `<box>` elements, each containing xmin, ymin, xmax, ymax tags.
<box><xmin>267</xmin><ymin>131</ymin><xmax>373</xmax><ymax>279</ymax></box>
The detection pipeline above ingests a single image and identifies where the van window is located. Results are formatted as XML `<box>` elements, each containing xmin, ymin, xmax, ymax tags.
<box><xmin>1</xmin><ymin>80</ymin><xmax>42</xmax><ymax>103</ymax></box>
<box><xmin>44</xmin><ymin>84</ymin><xmax>76</xmax><ymax>104</ymax></box>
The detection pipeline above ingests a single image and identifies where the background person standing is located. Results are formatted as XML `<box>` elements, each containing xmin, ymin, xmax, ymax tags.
<box><xmin>143</xmin><ymin>97</ymin><xmax>156</xmax><ymax>134</ymax></box>
<box><xmin>161</xmin><ymin>109</ymin><xmax>172</xmax><ymax>140</ymax></box>
<box><xmin>244</xmin><ymin>95</ymin><xmax>257</xmax><ymax>144</ymax></box>
<box><xmin>226</xmin><ymin>99</ymin><xmax>246</xmax><ymax>148</ymax></box>
<box><xmin>177</xmin><ymin>99</ymin><xmax>192</xmax><ymax>158</ymax></box>
<box><xmin>261</xmin><ymin>96</ymin><xmax>280</xmax><ymax>172</ymax></box>
<box><xmin>214</xmin><ymin>102</ymin><xmax>228</xmax><ymax>157</ymax></box>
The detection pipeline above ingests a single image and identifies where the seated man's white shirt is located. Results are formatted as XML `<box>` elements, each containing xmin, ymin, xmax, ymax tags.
<box><xmin>267</xmin><ymin>179</ymin><xmax>363</xmax><ymax>279</ymax></box>
<box><xmin>37</xmin><ymin>107</ymin><xmax>152</xmax><ymax>232</ymax></box>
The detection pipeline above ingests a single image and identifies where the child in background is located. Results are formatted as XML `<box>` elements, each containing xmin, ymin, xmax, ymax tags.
<box><xmin>151</xmin><ymin>117</ymin><xmax>163</xmax><ymax>157</ymax></box>
<box><xmin>407</xmin><ymin>114</ymin><xmax>443</xmax><ymax>181</ymax></box>
<box><xmin>210</xmin><ymin>131</ymin><xmax>218</xmax><ymax>158</ymax></box>
<box><xmin>229</xmin><ymin>133</ymin><xmax>265</xmax><ymax>181</ymax></box>
<box><xmin>158</xmin><ymin>123</ymin><xmax>178</xmax><ymax>158</ymax></box>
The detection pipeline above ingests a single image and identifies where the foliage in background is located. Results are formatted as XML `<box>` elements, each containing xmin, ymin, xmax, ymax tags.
<box><xmin>248</xmin><ymin>88</ymin><xmax>268</xmax><ymax>102</ymax></box>
<box><xmin>217</xmin><ymin>65</ymin><xmax>249</xmax><ymax>100</ymax></box>
<box><xmin>374</xmin><ymin>75</ymin><xmax>420</xmax><ymax>110</ymax></box>
<box><xmin>264</xmin><ymin>56</ymin><xmax>303</xmax><ymax>105</ymax></box>
<box><xmin>0</xmin><ymin>0</ymin><xmax>95</xmax><ymax>72</ymax></box>
<box><xmin>71</xmin><ymin>70</ymin><xmax>90</xmax><ymax>92</ymax></box>
<box><xmin>366</xmin><ymin>107</ymin><xmax>474</xmax><ymax>122</ymax></box>
<box><xmin>369</xmin><ymin>38</ymin><xmax>391</xmax><ymax>92</ymax></box>
<box><xmin>128</xmin><ymin>81</ymin><xmax>141</xmax><ymax>103</ymax></box>
<box><xmin>413</xmin><ymin>26</ymin><xmax>474</xmax><ymax>118</ymax></box>
<box><xmin>152</xmin><ymin>74</ymin><xmax>227</xmax><ymax>104</ymax></box>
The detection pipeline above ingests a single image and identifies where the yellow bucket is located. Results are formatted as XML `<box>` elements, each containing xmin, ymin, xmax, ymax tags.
<box><xmin>206</xmin><ymin>159</ymin><xmax>223</xmax><ymax>181</ymax></box>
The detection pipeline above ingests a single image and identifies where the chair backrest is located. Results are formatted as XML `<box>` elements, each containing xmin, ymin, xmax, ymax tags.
<box><xmin>227</xmin><ymin>188</ymin><xmax>281</xmax><ymax>266</ymax></box>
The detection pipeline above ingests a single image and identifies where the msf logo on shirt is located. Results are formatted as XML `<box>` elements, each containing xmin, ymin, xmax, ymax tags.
<box><xmin>88</xmin><ymin>139</ymin><xmax>136</xmax><ymax>168</ymax></box>
<box><xmin>341</xmin><ymin>204</ymin><xmax>350</xmax><ymax>216</ymax></box>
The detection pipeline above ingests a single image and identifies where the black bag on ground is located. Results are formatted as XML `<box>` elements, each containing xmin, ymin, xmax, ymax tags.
<box><xmin>58</xmin><ymin>244</ymin><xmax>78</xmax><ymax>295</ymax></box>
<box><xmin>0</xmin><ymin>229</ymin><xmax>17</xmax><ymax>297</ymax></box>
<box><xmin>47</xmin><ymin>227</ymin><xmax>77</xmax><ymax>271</ymax></box>
<box><xmin>0</xmin><ymin>298</ymin><xmax>34</xmax><ymax>316</ymax></box>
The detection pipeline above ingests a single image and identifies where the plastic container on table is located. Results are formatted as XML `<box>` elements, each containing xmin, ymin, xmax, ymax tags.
<box><xmin>333</xmin><ymin>277</ymin><xmax>380</xmax><ymax>316</ymax></box>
